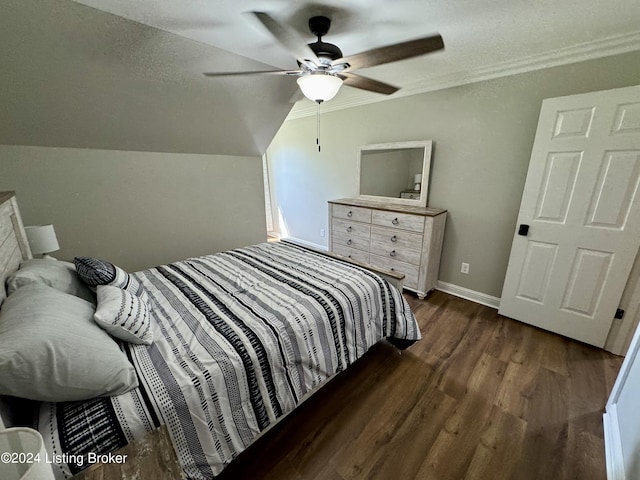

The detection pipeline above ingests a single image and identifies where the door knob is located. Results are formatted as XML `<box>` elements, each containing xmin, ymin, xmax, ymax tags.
<box><xmin>518</xmin><ymin>224</ymin><xmax>530</xmax><ymax>236</ymax></box>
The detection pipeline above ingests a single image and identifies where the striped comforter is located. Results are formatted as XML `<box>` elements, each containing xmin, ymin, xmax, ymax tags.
<box><xmin>39</xmin><ymin>242</ymin><xmax>420</xmax><ymax>479</ymax></box>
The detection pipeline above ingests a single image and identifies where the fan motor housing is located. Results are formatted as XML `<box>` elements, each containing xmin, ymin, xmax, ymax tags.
<box><xmin>305</xmin><ymin>16</ymin><xmax>342</xmax><ymax>64</ymax></box>
<box><xmin>309</xmin><ymin>16</ymin><xmax>331</xmax><ymax>37</ymax></box>
<box><xmin>308</xmin><ymin>41</ymin><xmax>343</xmax><ymax>62</ymax></box>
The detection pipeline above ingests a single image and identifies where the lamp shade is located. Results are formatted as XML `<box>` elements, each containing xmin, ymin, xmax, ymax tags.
<box><xmin>297</xmin><ymin>74</ymin><xmax>343</xmax><ymax>102</ymax></box>
<box><xmin>0</xmin><ymin>427</ymin><xmax>55</xmax><ymax>479</ymax></box>
<box><xmin>25</xmin><ymin>225</ymin><xmax>60</xmax><ymax>255</ymax></box>
<box><xmin>414</xmin><ymin>173</ymin><xmax>422</xmax><ymax>184</ymax></box>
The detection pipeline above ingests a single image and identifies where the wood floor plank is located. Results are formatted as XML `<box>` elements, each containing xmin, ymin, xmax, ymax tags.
<box><xmin>330</xmin><ymin>352</ymin><xmax>436</xmax><ymax>478</ymax></box>
<box><xmin>350</xmin><ymin>388</ymin><xmax>457</xmax><ymax>480</ymax></box>
<box><xmin>512</xmin><ymin>366</ymin><xmax>571</xmax><ymax>479</ymax></box>
<box><xmin>464</xmin><ymin>405</ymin><xmax>527</xmax><ymax>480</ymax></box>
<box><xmin>214</xmin><ymin>290</ymin><xmax>623</xmax><ymax>480</ymax></box>
<box><xmin>493</xmin><ymin>327</ymin><xmax>550</xmax><ymax>419</ymax></box>
<box><xmin>411</xmin><ymin>295</ymin><xmax>478</xmax><ymax>362</ymax></box>
<box><xmin>565</xmin><ymin>425</ymin><xmax>606</xmax><ymax>480</ymax></box>
<box><xmin>493</xmin><ymin>361</ymin><xmax>536</xmax><ymax>420</ymax></box>
<box><xmin>484</xmin><ymin>315</ymin><xmax>526</xmax><ymax>363</ymax></box>
<box><xmin>541</xmin><ymin>334</ymin><xmax>571</xmax><ymax>377</ymax></box>
<box><xmin>416</xmin><ymin>354</ymin><xmax>507</xmax><ymax>480</ymax></box>
<box><xmin>434</xmin><ymin>305</ymin><xmax>501</xmax><ymax>400</ymax></box>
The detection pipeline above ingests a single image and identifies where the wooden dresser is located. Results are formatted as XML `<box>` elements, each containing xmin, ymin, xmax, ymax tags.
<box><xmin>328</xmin><ymin>198</ymin><xmax>446</xmax><ymax>299</ymax></box>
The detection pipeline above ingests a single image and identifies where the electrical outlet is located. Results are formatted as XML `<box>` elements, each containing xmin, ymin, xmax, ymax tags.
<box><xmin>320</xmin><ymin>228</ymin><xmax>325</xmax><ymax>237</ymax></box>
<box><xmin>461</xmin><ymin>262</ymin><xmax>470</xmax><ymax>274</ymax></box>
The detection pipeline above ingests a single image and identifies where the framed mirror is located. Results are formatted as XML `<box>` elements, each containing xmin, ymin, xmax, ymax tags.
<box><xmin>356</xmin><ymin>140</ymin><xmax>433</xmax><ymax>207</ymax></box>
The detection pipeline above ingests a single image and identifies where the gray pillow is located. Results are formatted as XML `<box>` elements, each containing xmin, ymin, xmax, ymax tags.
<box><xmin>6</xmin><ymin>258</ymin><xmax>95</xmax><ymax>304</ymax></box>
<box><xmin>0</xmin><ymin>283</ymin><xmax>139</xmax><ymax>401</ymax></box>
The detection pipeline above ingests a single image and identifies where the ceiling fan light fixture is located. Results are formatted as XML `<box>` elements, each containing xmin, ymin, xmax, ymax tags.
<box><xmin>297</xmin><ymin>73</ymin><xmax>343</xmax><ymax>103</ymax></box>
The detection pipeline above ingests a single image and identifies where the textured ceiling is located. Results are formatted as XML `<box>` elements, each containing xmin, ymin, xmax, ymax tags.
<box><xmin>72</xmin><ymin>0</ymin><xmax>640</xmax><ymax>118</ymax></box>
<box><xmin>0</xmin><ymin>0</ymin><xmax>298</xmax><ymax>155</ymax></box>
<box><xmin>2</xmin><ymin>0</ymin><xmax>639</xmax><ymax>155</ymax></box>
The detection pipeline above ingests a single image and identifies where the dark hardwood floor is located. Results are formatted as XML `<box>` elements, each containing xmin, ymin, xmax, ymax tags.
<box><xmin>216</xmin><ymin>291</ymin><xmax>623</xmax><ymax>480</ymax></box>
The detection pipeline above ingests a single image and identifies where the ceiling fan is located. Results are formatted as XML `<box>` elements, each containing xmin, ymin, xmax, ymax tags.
<box><xmin>204</xmin><ymin>12</ymin><xmax>444</xmax><ymax>103</ymax></box>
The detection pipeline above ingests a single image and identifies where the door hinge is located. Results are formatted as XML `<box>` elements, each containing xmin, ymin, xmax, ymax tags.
<box><xmin>614</xmin><ymin>308</ymin><xmax>625</xmax><ymax>319</ymax></box>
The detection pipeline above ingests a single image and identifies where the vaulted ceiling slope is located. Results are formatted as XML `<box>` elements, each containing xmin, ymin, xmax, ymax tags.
<box><xmin>0</xmin><ymin>0</ymin><xmax>297</xmax><ymax>156</ymax></box>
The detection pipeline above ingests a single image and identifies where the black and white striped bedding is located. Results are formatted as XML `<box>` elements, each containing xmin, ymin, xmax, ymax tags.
<box><xmin>38</xmin><ymin>242</ymin><xmax>420</xmax><ymax>479</ymax></box>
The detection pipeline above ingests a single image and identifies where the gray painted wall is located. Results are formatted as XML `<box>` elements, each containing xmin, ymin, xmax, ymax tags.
<box><xmin>267</xmin><ymin>50</ymin><xmax>640</xmax><ymax>300</ymax></box>
<box><xmin>0</xmin><ymin>146</ymin><xmax>267</xmax><ymax>271</ymax></box>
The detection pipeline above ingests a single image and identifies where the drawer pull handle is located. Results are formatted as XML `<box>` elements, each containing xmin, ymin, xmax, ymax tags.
<box><xmin>347</xmin><ymin>239</ymin><xmax>352</xmax><ymax>245</ymax></box>
<box><xmin>390</xmin><ymin>235</ymin><xmax>397</xmax><ymax>243</ymax></box>
<box><xmin>390</xmin><ymin>250</ymin><xmax>397</xmax><ymax>257</ymax></box>
<box><xmin>347</xmin><ymin>211</ymin><xmax>353</xmax><ymax>217</ymax></box>
<box><xmin>348</xmin><ymin>255</ymin><xmax>352</xmax><ymax>258</ymax></box>
<box><xmin>392</xmin><ymin>218</ymin><xmax>399</xmax><ymax>225</ymax></box>
<box><xmin>346</xmin><ymin>226</ymin><xmax>352</xmax><ymax>232</ymax></box>
<box><xmin>390</xmin><ymin>268</ymin><xmax>395</xmax><ymax>272</ymax></box>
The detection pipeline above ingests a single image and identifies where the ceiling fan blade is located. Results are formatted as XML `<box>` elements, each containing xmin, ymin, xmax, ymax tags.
<box><xmin>337</xmin><ymin>34</ymin><xmax>444</xmax><ymax>71</ymax></box>
<box><xmin>251</xmin><ymin>12</ymin><xmax>321</xmax><ymax>68</ymax></box>
<box><xmin>339</xmin><ymin>73</ymin><xmax>399</xmax><ymax>95</ymax></box>
<box><xmin>203</xmin><ymin>70</ymin><xmax>301</xmax><ymax>77</ymax></box>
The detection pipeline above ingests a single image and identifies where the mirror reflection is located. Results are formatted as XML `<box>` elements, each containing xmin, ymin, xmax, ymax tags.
<box><xmin>357</xmin><ymin>141</ymin><xmax>432</xmax><ymax>207</ymax></box>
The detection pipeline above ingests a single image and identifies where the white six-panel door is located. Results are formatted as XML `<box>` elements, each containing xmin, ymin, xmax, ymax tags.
<box><xmin>499</xmin><ymin>85</ymin><xmax>640</xmax><ymax>347</ymax></box>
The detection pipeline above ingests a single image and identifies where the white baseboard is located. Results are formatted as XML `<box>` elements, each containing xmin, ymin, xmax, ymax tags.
<box><xmin>603</xmin><ymin>405</ymin><xmax>626</xmax><ymax>480</ymax></box>
<box><xmin>436</xmin><ymin>281</ymin><xmax>501</xmax><ymax>309</ymax></box>
<box><xmin>282</xmin><ymin>236</ymin><xmax>328</xmax><ymax>251</ymax></box>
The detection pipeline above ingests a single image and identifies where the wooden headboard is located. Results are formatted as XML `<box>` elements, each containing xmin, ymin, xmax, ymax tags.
<box><xmin>0</xmin><ymin>191</ymin><xmax>32</xmax><ymax>305</ymax></box>
<box><xmin>0</xmin><ymin>191</ymin><xmax>33</xmax><ymax>428</ymax></box>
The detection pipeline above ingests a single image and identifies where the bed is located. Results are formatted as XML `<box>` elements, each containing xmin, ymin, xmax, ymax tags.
<box><xmin>0</xmin><ymin>192</ymin><xmax>420</xmax><ymax>479</ymax></box>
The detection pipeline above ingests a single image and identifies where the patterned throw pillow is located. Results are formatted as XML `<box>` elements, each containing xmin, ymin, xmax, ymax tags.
<box><xmin>74</xmin><ymin>256</ymin><xmax>147</xmax><ymax>301</ymax></box>
<box><xmin>94</xmin><ymin>285</ymin><xmax>153</xmax><ymax>345</ymax></box>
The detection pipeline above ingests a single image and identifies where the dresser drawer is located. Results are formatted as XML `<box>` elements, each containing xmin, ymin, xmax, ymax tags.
<box><xmin>371</xmin><ymin>226</ymin><xmax>423</xmax><ymax>251</ymax></box>
<box><xmin>333</xmin><ymin>232</ymin><xmax>371</xmax><ymax>252</ymax></box>
<box><xmin>369</xmin><ymin>254</ymin><xmax>419</xmax><ymax>290</ymax></box>
<box><xmin>333</xmin><ymin>244</ymin><xmax>370</xmax><ymax>264</ymax></box>
<box><xmin>370</xmin><ymin>240</ymin><xmax>422</xmax><ymax>265</ymax></box>
<box><xmin>332</xmin><ymin>218</ymin><xmax>371</xmax><ymax>240</ymax></box>
<box><xmin>332</xmin><ymin>204</ymin><xmax>372</xmax><ymax>224</ymax></box>
<box><xmin>371</xmin><ymin>210</ymin><xmax>425</xmax><ymax>233</ymax></box>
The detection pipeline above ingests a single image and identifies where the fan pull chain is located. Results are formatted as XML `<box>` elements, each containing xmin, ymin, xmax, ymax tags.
<box><xmin>316</xmin><ymin>100</ymin><xmax>322</xmax><ymax>153</ymax></box>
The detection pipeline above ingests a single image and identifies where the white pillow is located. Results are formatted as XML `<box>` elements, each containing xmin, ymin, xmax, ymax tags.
<box><xmin>94</xmin><ymin>285</ymin><xmax>153</xmax><ymax>345</ymax></box>
<box><xmin>6</xmin><ymin>258</ymin><xmax>95</xmax><ymax>303</ymax></box>
<box><xmin>0</xmin><ymin>283</ymin><xmax>138</xmax><ymax>401</ymax></box>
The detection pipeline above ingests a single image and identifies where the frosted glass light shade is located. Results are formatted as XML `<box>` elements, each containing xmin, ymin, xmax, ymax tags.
<box><xmin>297</xmin><ymin>74</ymin><xmax>343</xmax><ymax>102</ymax></box>
<box><xmin>25</xmin><ymin>225</ymin><xmax>60</xmax><ymax>255</ymax></box>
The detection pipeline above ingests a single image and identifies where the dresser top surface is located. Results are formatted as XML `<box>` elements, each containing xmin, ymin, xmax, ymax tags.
<box><xmin>329</xmin><ymin>198</ymin><xmax>446</xmax><ymax>217</ymax></box>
